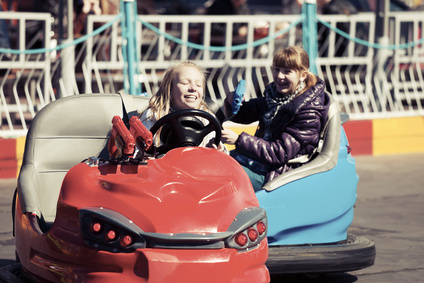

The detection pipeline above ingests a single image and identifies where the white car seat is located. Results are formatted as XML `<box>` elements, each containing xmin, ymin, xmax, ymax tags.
<box><xmin>17</xmin><ymin>93</ymin><xmax>149</xmax><ymax>228</ymax></box>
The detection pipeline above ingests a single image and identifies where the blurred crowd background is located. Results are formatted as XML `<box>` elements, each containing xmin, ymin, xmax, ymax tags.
<box><xmin>1</xmin><ymin>0</ymin><xmax>424</xmax><ymax>41</ymax></box>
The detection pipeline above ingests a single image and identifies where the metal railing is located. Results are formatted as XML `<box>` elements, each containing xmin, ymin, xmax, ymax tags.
<box><xmin>84</xmin><ymin>14</ymin><xmax>303</xmax><ymax>101</ymax></box>
<box><xmin>0</xmin><ymin>12</ymin><xmax>52</xmax><ymax>136</ymax></box>
<box><xmin>1</xmin><ymin>8</ymin><xmax>423</xmax><ymax>137</ymax></box>
<box><xmin>318</xmin><ymin>11</ymin><xmax>424</xmax><ymax>119</ymax></box>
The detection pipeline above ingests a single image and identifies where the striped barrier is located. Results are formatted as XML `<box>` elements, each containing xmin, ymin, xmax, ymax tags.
<box><xmin>227</xmin><ymin>117</ymin><xmax>424</xmax><ymax>156</ymax></box>
<box><xmin>1</xmin><ymin>117</ymin><xmax>424</xmax><ymax>179</ymax></box>
<box><xmin>345</xmin><ymin>116</ymin><xmax>424</xmax><ymax>156</ymax></box>
<box><xmin>0</xmin><ymin>136</ymin><xmax>25</xmax><ymax>179</ymax></box>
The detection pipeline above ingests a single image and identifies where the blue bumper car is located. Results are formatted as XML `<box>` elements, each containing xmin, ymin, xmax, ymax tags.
<box><xmin>254</xmin><ymin>98</ymin><xmax>375</xmax><ymax>275</ymax></box>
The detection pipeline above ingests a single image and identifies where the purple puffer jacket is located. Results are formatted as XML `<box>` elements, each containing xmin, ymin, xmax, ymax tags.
<box><xmin>231</xmin><ymin>78</ymin><xmax>330</xmax><ymax>183</ymax></box>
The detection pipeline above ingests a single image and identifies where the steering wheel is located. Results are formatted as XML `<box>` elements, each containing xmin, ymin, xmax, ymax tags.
<box><xmin>149</xmin><ymin>109</ymin><xmax>222</xmax><ymax>154</ymax></box>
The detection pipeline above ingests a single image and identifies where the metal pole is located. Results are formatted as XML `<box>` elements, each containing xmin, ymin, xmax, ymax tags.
<box><xmin>375</xmin><ymin>0</ymin><xmax>389</xmax><ymax>39</ymax></box>
<box><xmin>373</xmin><ymin>0</ymin><xmax>390</xmax><ymax>111</ymax></box>
<box><xmin>123</xmin><ymin>0</ymin><xmax>138</xmax><ymax>95</ymax></box>
<box><xmin>302</xmin><ymin>0</ymin><xmax>318</xmax><ymax>75</ymax></box>
<box><xmin>59</xmin><ymin>0</ymin><xmax>76</xmax><ymax>97</ymax></box>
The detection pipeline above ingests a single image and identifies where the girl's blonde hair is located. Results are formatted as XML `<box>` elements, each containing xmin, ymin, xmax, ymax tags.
<box><xmin>144</xmin><ymin>61</ymin><xmax>211</xmax><ymax>121</ymax></box>
<box><xmin>272</xmin><ymin>46</ymin><xmax>318</xmax><ymax>92</ymax></box>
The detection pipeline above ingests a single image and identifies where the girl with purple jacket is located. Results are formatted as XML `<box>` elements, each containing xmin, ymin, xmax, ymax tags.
<box><xmin>221</xmin><ymin>46</ymin><xmax>330</xmax><ymax>190</ymax></box>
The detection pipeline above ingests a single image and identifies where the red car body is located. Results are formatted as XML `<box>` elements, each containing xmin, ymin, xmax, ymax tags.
<box><xmin>14</xmin><ymin>132</ymin><xmax>269</xmax><ymax>282</ymax></box>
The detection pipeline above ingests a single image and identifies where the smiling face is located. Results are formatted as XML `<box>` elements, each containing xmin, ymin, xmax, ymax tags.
<box><xmin>271</xmin><ymin>46</ymin><xmax>310</xmax><ymax>97</ymax></box>
<box><xmin>170</xmin><ymin>66</ymin><xmax>205</xmax><ymax>110</ymax></box>
<box><xmin>271</xmin><ymin>66</ymin><xmax>307</xmax><ymax>96</ymax></box>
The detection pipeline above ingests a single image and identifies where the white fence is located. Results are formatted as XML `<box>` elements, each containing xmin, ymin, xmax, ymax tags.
<box><xmin>85</xmin><ymin>14</ymin><xmax>302</xmax><ymax>101</ymax></box>
<box><xmin>0</xmin><ymin>12</ymin><xmax>52</xmax><ymax>136</ymax></box>
<box><xmin>317</xmin><ymin>11</ymin><xmax>424</xmax><ymax>119</ymax></box>
<box><xmin>1</xmin><ymin>11</ymin><xmax>424</xmax><ymax>137</ymax></box>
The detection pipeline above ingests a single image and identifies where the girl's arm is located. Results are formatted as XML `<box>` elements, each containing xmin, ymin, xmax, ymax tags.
<box><xmin>235</xmin><ymin>110</ymin><xmax>322</xmax><ymax>166</ymax></box>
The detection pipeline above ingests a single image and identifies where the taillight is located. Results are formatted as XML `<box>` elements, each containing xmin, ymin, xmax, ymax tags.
<box><xmin>105</xmin><ymin>229</ymin><xmax>117</xmax><ymax>241</ymax></box>
<box><xmin>90</xmin><ymin>222</ymin><xmax>102</xmax><ymax>233</ymax></box>
<box><xmin>80</xmin><ymin>208</ymin><xmax>146</xmax><ymax>253</ymax></box>
<box><xmin>256</xmin><ymin>221</ymin><xmax>266</xmax><ymax>235</ymax></box>
<box><xmin>120</xmin><ymin>235</ymin><xmax>133</xmax><ymax>247</ymax></box>
<box><xmin>248</xmin><ymin>228</ymin><xmax>258</xmax><ymax>242</ymax></box>
<box><xmin>235</xmin><ymin>233</ymin><xmax>248</xmax><ymax>246</ymax></box>
<box><xmin>346</xmin><ymin>145</ymin><xmax>352</xmax><ymax>154</ymax></box>
<box><xmin>86</xmin><ymin>220</ymin><xmax>142</xmax><ymax>251</ymax></box>
<box><xmin>230</xmin><ymin>219</ymin><xmax>267</xmax><ymax>250</ymax></box>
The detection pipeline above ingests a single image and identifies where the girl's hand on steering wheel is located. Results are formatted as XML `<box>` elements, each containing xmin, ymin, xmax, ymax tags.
<box><xmin>221</xmin><ymin>128</ymin><xmax>239</xmax><ymax>145</ymax></box>
<box><xmin>206</xmin><ymin>138</ymin><xmax>229</xmax><ymax>154</ymax></box>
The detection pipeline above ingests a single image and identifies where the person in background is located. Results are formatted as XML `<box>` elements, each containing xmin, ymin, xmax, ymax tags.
<box><xmin>205</xmin><ymin>0</ymin><xmax>250</xmax><ymax>37</ymax></box>
<box><xmin>221</xmin><ymin>46</ymin><xmax>330</xmax><ymax>190</ymax></box>
<box><xmin>140</xmin><ymin>61</ymin><xmax>228</xmax><ymax>153</ymax></box>
<box><xmin>0</xmin><ymin>3</ymin><xmax>11</xmax><ymax>76</ymax></box>
<box><xmin>321</xmin><ymin>0</ymin><xmax>358</xmax><ymax>57</ymax></box>
<box><xmin>0</xmin><ymin>3</ymin><xmax>10</xmax><ymax>51</ymax></box>
<box><xmin>74</xmin><ymin>0</ymin><xmax>102</xmax><ymax>35</ymax></box>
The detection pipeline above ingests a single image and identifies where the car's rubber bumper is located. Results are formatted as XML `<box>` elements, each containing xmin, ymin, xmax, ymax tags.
<box><xmin>0</xmin><ymin>263</ymin><xmax>23</xmax><ymax>283</ymax></box>
<box><xmin>266</xmin><ymin>234</ymin><xmax>376</xmax><ymax>274</ymax></box>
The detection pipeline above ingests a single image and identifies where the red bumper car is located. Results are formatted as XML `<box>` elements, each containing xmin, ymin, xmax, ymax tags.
<box><xmin>11</xmin><ymin>93</ymin><xmax>270</xmax><ymax>282</ymax></box>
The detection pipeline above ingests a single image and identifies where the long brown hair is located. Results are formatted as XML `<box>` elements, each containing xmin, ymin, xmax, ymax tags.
<box><xmin>272</xmin><ymin>46</ymin><xmax>318</xmax><ymax>93</ymax></box>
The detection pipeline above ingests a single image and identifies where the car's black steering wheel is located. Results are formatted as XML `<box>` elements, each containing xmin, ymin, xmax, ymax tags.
<box><xmin>149</xmin><ymin>109</ymin><xmax>222</xmax><ymax>154</ymax></box>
